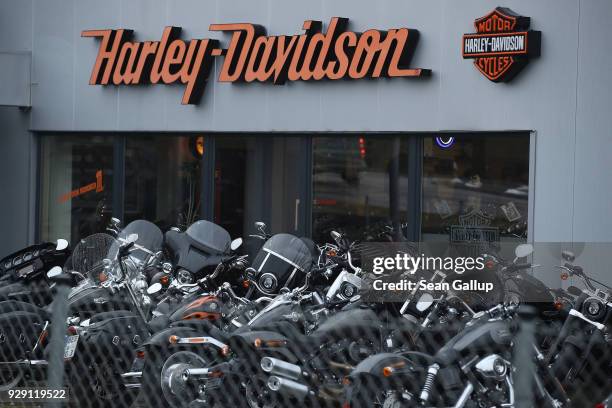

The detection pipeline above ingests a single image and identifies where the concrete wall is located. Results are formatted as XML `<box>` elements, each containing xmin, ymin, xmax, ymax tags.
<box><xmin>0</xmin><ymin>0</ymin><xmax>611</xmax><ymax>245</ymax></box>
<box><xmin>0</xmin><ymin>0</ymin><xmax>34</xmax><ymax>254</ymax></box>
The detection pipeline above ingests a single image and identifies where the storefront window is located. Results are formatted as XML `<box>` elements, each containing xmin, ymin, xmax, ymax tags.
<box><xmin>40</xmin><ymin>132</ymin><xmax>530</xmax><ymax>246</ymax></box>
<box><xmin>312</xmin><ymin>136</ymin><xmax>411</xmax><ymax>243</ymax></box>
<box><xmin>124</xmin><ymin>135</ymin><xmax>202</xmax><ymax>231</ymax></box>
<box><xmin>214</xmin><ymin>136</ymin><xmax>307</xmax><ymax>242</ymax></box>
<box><xmin>421</xmin><ymin>134</ymin><xmax>530</xmax><ymax>242</ymax></box>
<box><xmin>40</xmin><ymin>135</ymin><xmax>114</xmax><ymax>244</ymax></box>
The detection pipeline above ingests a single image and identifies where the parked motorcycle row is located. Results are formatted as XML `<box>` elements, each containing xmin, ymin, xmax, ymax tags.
<box><xmin>0</xmin><ymin>218</ymin><xmax>610</xmax><ymax>407</ymax></box>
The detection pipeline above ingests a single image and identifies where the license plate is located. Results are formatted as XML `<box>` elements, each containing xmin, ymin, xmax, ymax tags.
<box><xmin>63</xmin><ymin>335</ymin><xmax>79</xmax><ymax>359</ymax></box>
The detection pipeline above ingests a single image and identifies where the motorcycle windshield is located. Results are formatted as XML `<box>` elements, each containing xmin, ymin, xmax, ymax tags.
<box><xmin>185</xmin><ymin>220</ymin><xmax>231</xmax><ymax>254</ymax></box>
<box><xmin>255</xmin><ymin>233</ymin><xmax>314</xmax><ymax>273</ymax></box>
<box><xmin>65</xmin><ymin>233</ymin><xmax>117</xmax><ymax>284</ymax></box>
<box><xmin>118</xmin><ymin>219</ymin><xmax>163</xmax><ymax>260</ymax></box>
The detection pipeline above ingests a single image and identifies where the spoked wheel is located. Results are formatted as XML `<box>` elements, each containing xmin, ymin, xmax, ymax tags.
<box><xmin>69</xmin><ymin>357</ymin><xmax>135</xmax><ymax>408</ymax></box>
<box><xmin>245</xmin><ymin>376</ymin><xmax>280</xmax><ymax>408</ymax></box>
<box><xmin>160</xmin><ymin>350</ymin><xmax>215</xmax><ymax>408</ymax></box>
<box><xmin>0</xmin><ymin>366</ymin><xmax>23</xmax><ymax>391</ymax></box>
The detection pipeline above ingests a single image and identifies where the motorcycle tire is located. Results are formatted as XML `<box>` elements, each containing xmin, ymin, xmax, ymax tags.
<box><xmin>141</xmin><ymin>345</ymin><xmax>218</xmax><ymax>408</ymax></box>
<box><xmin>67</xmin><ymin>353</ymin><xmax>136</xmax><ymax>408</ymax></box>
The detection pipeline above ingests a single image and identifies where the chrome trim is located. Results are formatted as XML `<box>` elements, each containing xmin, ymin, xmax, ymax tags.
<box><xmin>262</xmin><ymin>248</ymin><xmax>304</xmax><ymax>271</ymax></box>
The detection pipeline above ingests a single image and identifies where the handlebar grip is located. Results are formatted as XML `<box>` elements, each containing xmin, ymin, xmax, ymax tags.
<box><xmin>506</xmin><ymin>263</ymin><xmax>531</xmax><ymax>272</ymax></box>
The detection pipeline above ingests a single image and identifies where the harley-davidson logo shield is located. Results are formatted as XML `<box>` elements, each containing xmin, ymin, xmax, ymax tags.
<box><xmin>462</xmin><ymin>7</ymin><xmax>541</xmax><ymax>82</ymax></box>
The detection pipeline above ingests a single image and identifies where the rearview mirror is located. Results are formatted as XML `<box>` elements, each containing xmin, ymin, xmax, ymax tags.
<box><xmin>147</xmin><ymin>283</ymin><xmax>162</xmax><ymax>295</ymax></box>
<box><xmin>255</xmin><ymin>221</ymin><xmax>267</xmax><ymax>233</ymax></box>
<box><xmin>56</xmin><ymin>239</ymin><xmax>69</xmax><ymax>251</ymax></box>
<box><xmin>514</xmin><ymin>244</ymin><xmax>534</xmax><ymax>260</ymax></box>
<box><xmin>561</xmin><ymin>250</ymin><xmax>575</xmax><ymax>263</ymax></box>
<box><xmin>230</xmin><ymin>238</ymin><xmax>243</xmax><ymax>251</ymax></box>
<box><xmin>47</xmin><ymin>266</ymin><xmax>62</xmax><ymax>279</ymax></box>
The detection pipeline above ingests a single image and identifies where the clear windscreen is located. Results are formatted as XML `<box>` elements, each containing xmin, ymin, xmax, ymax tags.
<box><xmin>118</xmin><ymin>219</ymin><xmax>163</xmax><ymax>261</ymax></box>
<box><xmin>258</xmin><ymin>233</ymin><xmax>314</xmax><ymax>272</ymax></box>
<box><xmin>65</xmin><ymin>232</ymin><xmax>117</xmax><ymax>284</ymax></box>
<box><xmin>186</xmin><ymin>220</ymin><xmax>232</xmax><ymax>254</ymax></box>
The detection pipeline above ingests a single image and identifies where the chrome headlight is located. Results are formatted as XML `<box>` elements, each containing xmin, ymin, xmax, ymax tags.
<box><xmin>340</xmin><ymin>282</ymin><xmax>358</xmax><ymax>299</ymax></box>
<box><xmin>177</xmin><ymin>269</ymin><xmax>193</xmax><ymax>284</ymax></box>
<box><xmin>259</xmin><ymin>273</ymin><xmax>278</xmax><ymax>293</ymax></box>
<box><xmin>584</xmin><ymin>298</ymin><xmax>605</xmax><ymax>320</ymax></box>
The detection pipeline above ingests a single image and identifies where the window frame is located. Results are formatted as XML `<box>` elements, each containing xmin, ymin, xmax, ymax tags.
<box><xmin>36</xmin><ymin>131</ymin><xmax>533</xmax><ymax>243</ymax></box>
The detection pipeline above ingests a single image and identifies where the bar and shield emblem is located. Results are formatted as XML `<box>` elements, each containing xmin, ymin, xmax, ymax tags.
<box><xmin>462</xmin><ymin>7</ymin><xmax>541</xmax><ymax>82</ymax></box>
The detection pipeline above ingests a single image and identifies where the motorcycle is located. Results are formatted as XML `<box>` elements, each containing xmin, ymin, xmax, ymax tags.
<box><xmin>73</xmin><ymin>219</ymin><xmax>245</xmax><ymax>407</ymax></box>
<box><xmin>345</xmin><ymin>304</ymin><xmax>570</xmax><ymax>408</ymax></box>
<box><xmin>546</xmin><ymin>250</ymin><xmax>612</xmax><ymax>405</ymax></box>
<box><xmin>0</xmin><ymin>220</ymin><xmax>163</xmax><ymax>393</ymax></box>
<box><xmin>0</xmin><ymin>238</ymin><xmax>71</xmax><ymax>306</ymax></box>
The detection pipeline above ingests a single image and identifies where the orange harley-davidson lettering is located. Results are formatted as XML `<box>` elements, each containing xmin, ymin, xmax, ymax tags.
<box><xmin>82</xmin><ymin>18</ymin><xmax>430</xmax><ymax>105</ymax></box>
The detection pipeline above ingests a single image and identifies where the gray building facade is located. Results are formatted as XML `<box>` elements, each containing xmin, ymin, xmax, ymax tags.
<box><xmin>1</xmin><ymin>0</ymin><xmax>611</xmax><ymax>260</ymax></box>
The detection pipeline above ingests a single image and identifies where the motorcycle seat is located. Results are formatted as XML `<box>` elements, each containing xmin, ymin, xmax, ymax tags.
<box><xmin>147</xmin><ymin>315</ymin><xmax>170</xmax><ymax>333</ymax></box>
<box><xmin>0</xmin><ymin>300</ymin><xmax>50</xmax><ymax>320</ymax></box>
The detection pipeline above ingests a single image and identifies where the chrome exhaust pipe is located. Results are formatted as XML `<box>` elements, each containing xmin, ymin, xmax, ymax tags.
<box><xmin>0</xmin><ymin>360</ymin><xmax>48</xmax><ymax>366</ymax></box>
<box><xmin>183</xmin><ymin>368</ymin><xmax>210</xmax><ymax>380</ymax></box>
<box><xmin>121</xmin><ymin>371</ymin><xmax>142</xmax><ymax>379</ymax></box>
<box><xmin>267</xmin><ymin>375</ymin><xmax>311</xmax><ymax>400</ymax></box>
<box><xmin>260</xmin><ymin>357</ymin><xmax>302</xmax><ymax>380</ymax></box>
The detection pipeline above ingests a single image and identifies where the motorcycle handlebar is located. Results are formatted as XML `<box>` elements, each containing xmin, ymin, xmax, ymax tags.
<box><xmin>504</xmin><ymin>263</ymin><xmax>532</xmax><ymax>273</ymax></box>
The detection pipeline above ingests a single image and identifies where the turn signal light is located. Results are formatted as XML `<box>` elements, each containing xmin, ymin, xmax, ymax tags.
<box><xmin>382</xmin><ymin>366</ymin><xmax>394</xmax><ymax>377</ymax></box>
<box><xmin>169</xmin><ymin>335</ymin><xmax>179</xmax><ymax>344</ymax></box>
<box><xmin>220</xmin><ymin>345</ymin><xmax>230</xmax><ymax>356</ymax></box>
<box><xmin>210</xmin><ymin>370</ymin><xmax>224</xmax><ymax>378</ymax></box>
<box><xmin>242</xmin><ymin>280</ymin><xmax>250</xmax><ymax>288</ymax></box>
<box><xmin>99</xmin><ymin>272</ymin><xmax>108</xmax><ymax>282</ymax></box>
<box><xmin>253</xmin><ymin>338</ymin><xmax>263</xmax><ymax>348</ymax></box>
<box><xmin>265</xmin><ymin>339</ymin><xmax>287</xmax><ymax>348</ymax></box>
<box><xmin>67</xmin><ymin>326</ymin><xmax>78</xmax><ymax>336</ymax></box>
<box><xmin>160</xmin><ymin>275</ymin><xmax>169</xmax><ymax>285</ymax></box>
<box><xmin>136</xmin><ymin>350</ymin><xmax>146</xmax><ymax>359</ymax></box>
<box><xmin>342</xmin><ymin>376</ymin><xmax>351</xmax><ymax>385</ymax></box>
<box><xmin>554</xmin><ymin>300</ymin><xmax>563</xmax><ymax>311</ymax></box>
<box><xmin>560</xmin><ymin>272</ymin><xmax>569</xmax><ymax>280</ymax></box>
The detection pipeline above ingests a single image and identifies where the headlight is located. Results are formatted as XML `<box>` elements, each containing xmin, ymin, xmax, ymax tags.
<box><xmin>340</xmin><ymin>282</ymin><xmax>357</xmax><ymax>298</ymax></box>
<box><xmin>177</xmin><ymin>269</ymin><xmax>193</xmax><ymax>284</ymax></box>
<box><xmin>584</xmin><ymin>298</ymin><xmax>604</xmax><ymax>318</ymax></box>
<box><xmin>259</xmin><ymin>273</ymin><xmax>278</xmax><ymax>292</ymax></box>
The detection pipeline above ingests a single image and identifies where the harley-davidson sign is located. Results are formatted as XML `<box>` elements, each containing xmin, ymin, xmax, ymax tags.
<box><xmin>82</xmin><ymin>18</ymin><xmax>430</xmax><ymax>105</ymax></box>
<box><xmin>462</xmin><ymin>7</ymin><xmax>541</xmax><ymax>82</ymax></box>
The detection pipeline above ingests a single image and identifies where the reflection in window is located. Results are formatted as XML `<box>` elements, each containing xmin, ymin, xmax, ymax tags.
<box><xmin>124</xmin><ymin>136</ymin><xmax>202</xmax><ymax>231</ymax></box>
<box><xmin>40</xmin><ymin>135</ymin><xmax>114</xmax><ymax>244</ymax></box>
<box><xmin>312</xmin><ymin>136</ymin><xmax>410</xmax><ymax>243</ymax></box>
<box><xmin>421</xmin><ymin>134</ymin><xmax>530</xmax><ymax>241</ymax></box>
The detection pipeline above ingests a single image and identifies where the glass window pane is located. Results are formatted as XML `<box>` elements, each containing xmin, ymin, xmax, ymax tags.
<box><xmin>421</xmin><ymin>134</ymin><xmax>530</xmax><ymax>242</ymax></box>
<box><xmin>312</xmin><ymin>136</ymin><xmax>410</xmax><ymax>243</ymax></box>
<box><xmin>124</xmin><ymin>135</ymin><xmax>202</xmax><ymax>231</ymax></box>
<box><xmin>214</xmin><ymin>136</ymin><xmax>306</xmax><ymax>241</ymax></box>
<box><xmin>40</xmin><ymin>135</ymin><xmax>114</xmax><ymax>244</ymax></box>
